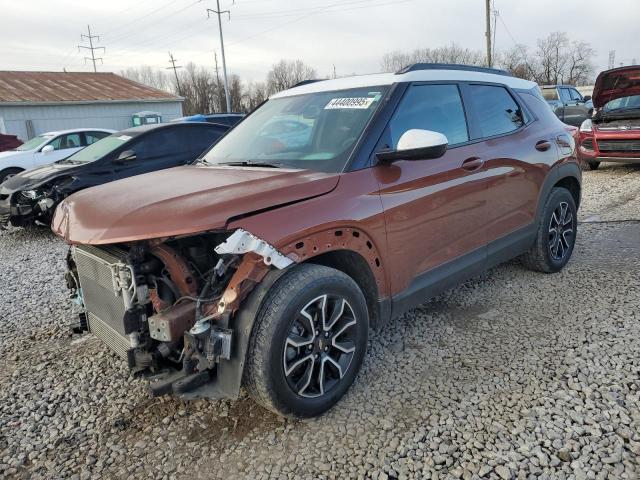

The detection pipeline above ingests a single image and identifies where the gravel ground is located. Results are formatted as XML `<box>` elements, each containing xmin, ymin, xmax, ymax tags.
<box><xmin>1</xmin><ymin>163</ymin><xmax>639</xmax><ymax>480</ymax></box>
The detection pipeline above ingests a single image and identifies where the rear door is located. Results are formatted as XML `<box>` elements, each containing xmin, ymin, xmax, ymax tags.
<box><xmin>462</xmin><ymin>83</ymin><xmax>555</xmax><ymax>251</ymax></box>
<box><xmin>374</xmin><ymin>82</ymin><xmax>491</xmax><ymax>295</ymax></box>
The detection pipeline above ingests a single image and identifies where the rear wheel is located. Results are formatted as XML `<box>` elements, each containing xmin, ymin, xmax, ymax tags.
<box><xmin>245</xmin><ymin>264</ymin><xmax>369</xmax><ymax>418</ymax></box>
<box><xmin>521</xmin><ymin>187</ymin><xmax>577</xmax><ymax>273</ymax></box>
<box><xmin>587</xmin><ymin>161</ymin><xmax>600</xmax><ymax>170</ymax></box>
<box><xmin>0</xmin><ymin>168</ymin><xmax>23</xmax><ymax>184</ymax></box>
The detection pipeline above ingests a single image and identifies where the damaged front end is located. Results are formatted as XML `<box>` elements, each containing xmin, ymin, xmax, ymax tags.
<box><xmin>1</xmin><ymin>186</ymin><xmax>59</xmax><ymax>228</ymax></box>
<box><xmin>66</xmin><ymin>229</ymin><xmax>293</xmax><ymax>399</ymax></box>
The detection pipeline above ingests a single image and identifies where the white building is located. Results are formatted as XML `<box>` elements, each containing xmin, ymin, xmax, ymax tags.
<box><xmin>0</xmin><ymin>71</ymin><xmax>183</xmax><ymax>140</ymax></box>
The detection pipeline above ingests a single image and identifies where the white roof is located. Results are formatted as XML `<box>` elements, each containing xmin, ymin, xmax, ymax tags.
<box><xmin>40</xmin><ymin>128</ymin><xmax>116</xmax><ymax>136</ymax></box>
<box><xmin>272</xmin><ymin>69</ymin><xmax>537</xmax><ymax>98</ymax></box>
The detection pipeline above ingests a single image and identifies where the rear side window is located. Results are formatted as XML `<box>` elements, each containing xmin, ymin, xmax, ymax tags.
<box><xmin>468</xmin><ymin>85</ymin><xmax>524</xmax><ymax>138</ymax></box>
<box><xmin>541</xmin><ymin>88</ymin><xmax>559</xmax><ymax>101</ymax></box>
<box><xmin>388</xmin><ymin>84</ymin><xmax>469</xmax><ymax>147</ymax></box>
<box><xmin>84</xmin><ymin>131</ymin><xmax>110</xmax><ymax>146</ymax></box>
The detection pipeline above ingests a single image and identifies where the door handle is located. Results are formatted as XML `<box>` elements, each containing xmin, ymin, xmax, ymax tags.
<box><xmin>535</xmin><ymin>140</ymin><xmax>551</xmax><ymax>152</ymax></box>
<box><xmin>461</xmin><ymin>157</ymin><xmax>484</xmax><ymax>171</ymax></box>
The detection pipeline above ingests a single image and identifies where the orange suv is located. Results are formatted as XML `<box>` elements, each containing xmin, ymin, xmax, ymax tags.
<box><xmin>54</xmin><ymin>64</ymin><xmax>581</xmax><ymax>418</ymax></box>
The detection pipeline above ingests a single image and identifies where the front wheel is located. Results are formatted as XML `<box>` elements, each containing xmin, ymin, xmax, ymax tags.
<box><xmin>587</xmin><ymin>161</ymin><xmax>600</xmax><ymax>171</ymax></box>
<box><xmin>245</xmin><ymin>264</ymin><xmax>369</xmax><ymax>418</ymax></box>
<box><xmin>0</xmin><ymin>168</ymin><xmax>23</xmax><ymax>184</ymax></box>
<box><xmin>521</xmin><ymin>187</ymin><xmax>577</xmax><ymax>273</ymax></box>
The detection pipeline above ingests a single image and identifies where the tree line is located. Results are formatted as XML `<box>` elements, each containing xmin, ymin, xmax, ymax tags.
<box><xmin>121</xmin><ymin>59</ymin><xmax>316</xmax><ymax>115</ymax></box>
<box><xmin>121</xmin><ymin>31</ymin><xmax>595</xmax><ymax>115</ymax></box>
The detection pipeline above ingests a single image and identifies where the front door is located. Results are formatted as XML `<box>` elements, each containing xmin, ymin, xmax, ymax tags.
<box><xmin>560</xmin><ymin>87</ymin><xmax>589</xmax><ymax>126</ymax></box>
<box><xmin>373</xmin><ymin>83</ymin><xmax>490</xmax><ymax>297</ymax></box>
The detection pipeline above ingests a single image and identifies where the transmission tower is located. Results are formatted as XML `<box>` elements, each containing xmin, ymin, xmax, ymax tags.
<box><xmin>78</xmin><ymin>25</ymin><xmax>105</xmax><ymax>72</ymax></box>
<box><xmin>207</xmin><ymin>1</ymin><xmax>234</xmax><ymax>113</ymax></box>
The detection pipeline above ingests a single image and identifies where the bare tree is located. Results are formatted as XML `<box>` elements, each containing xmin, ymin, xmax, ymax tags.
<box><xmin>532</xmin><ymin>32</ymin><xmax>595</xmax><ymax>85</ymax></box>
<box><xmin>117</xmin><ymin>58</ymin><xmax>320</xmax><ymax>115</ymax></box>
<box><xmin>119</xmin><ymin>66</ymin><xmax>172</xmax><ymax>92</ymax></box>
<box><xmin>266</xmin><ymin>59</ymin><xmax>317</xmax><ymax>94</ymax></box>
<box><xmin>498</xmin><ymin>45</ymin><xmax>537</xmax><ymax>81</ymax></box>
<box><xmin>243</xmin><ymin>81</ymin><xmax>268</xmax><ymax>112</ymax></box>
<box><xmin>380</xmin><ymin>44</ymin><xmax>485</xmax><ymax>72</ymax></box>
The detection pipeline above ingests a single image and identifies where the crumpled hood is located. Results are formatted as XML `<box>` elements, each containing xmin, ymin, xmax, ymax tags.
<box><xmin>52</xmin><ymin>165</ymin><xmax>340</xmax><ymax>244</ymax></box>
<box><xmin>592</xmin><ymin>66</ymin><xmax>640</xmax><ymax>108</ymax></box>
<box><xmin>1</xmin><ymin>162</ymin><xmax>79</xmax><ymax>192</ymax></box>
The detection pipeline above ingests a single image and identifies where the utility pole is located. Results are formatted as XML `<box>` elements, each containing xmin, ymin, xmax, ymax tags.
<box><xmin>166</xmin><ymin>52</ymin><xmax>183</xmax><ymax>96</ymax></box>
<box><xmin>78</xmin><ymin>25</ymin><xmax>105</xmax><ymax>72</ymax></box>
<box><xmin>485</xmin><ymin>0</ymin><xmax>492</xmax><ymax>67</ymax></box>
<box><xmin>213</xmin><ymin>51</ymin><xmax>223</xmax><ymax>111</ymax></box>
<box><xmin>608</xmin><ymin>50</ymin><xmax>616</xmax><ymax>70</ymax></box>
<box><xmin>207</xmin><ymin>1</ymin><xmax>232</xmax><ymax>113</ymax></box>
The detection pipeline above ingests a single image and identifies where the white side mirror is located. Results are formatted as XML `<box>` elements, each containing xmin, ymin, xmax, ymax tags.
<box><xmin>397</xmin><ymin>129</ymin><xmax>448</xmax><ymax>152</ymax></box>
<box><xmin>41</xmin><ymin>145</ymin><xmax>54</xmax><ymax>154</ymax></box>
<box><xmin>377</xmin><ymin>129</ymin><xmax>448</xmax><ymax>162</ymax></box>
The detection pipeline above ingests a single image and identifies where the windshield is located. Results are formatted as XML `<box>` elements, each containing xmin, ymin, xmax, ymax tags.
<box><xmin>202</xmin><ymin>86</ymin><xmax>388</xmax><ymax>172</ymax></box>
<box><xmin>603</xmin><ymin>95</ymin><xmax>640</xmax><ymax>111</ymax></box>
<box><xmin>16</xmin><ymin>135</ymin><xmax>53</xmax><ymax>151</ymax></box>
<box><xmin>64</xmin><ymin>134</ymin><xmax>135</xmax><ymax>163</ymax></box>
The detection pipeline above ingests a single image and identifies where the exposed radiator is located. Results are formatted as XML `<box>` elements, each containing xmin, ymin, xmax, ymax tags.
<box><xmin>73</xmin><ymin>245</ymin><xmax>131</xmax><ymax>358</ymax></box>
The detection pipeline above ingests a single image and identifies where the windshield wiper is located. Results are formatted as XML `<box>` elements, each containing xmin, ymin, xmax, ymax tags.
<box><xmin>217</xmin><ymin>160</ymin><xmax>282</xmax><ymax>168</ymax></box>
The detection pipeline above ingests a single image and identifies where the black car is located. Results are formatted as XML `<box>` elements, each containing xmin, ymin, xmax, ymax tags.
<box><xmin>0</xmin><ymin>122</ymin><xmax>228</xmax><ymax>228</ymax></box>
<box><xmin>541</xmin><ymin>85</ymin><xmax>594</xmax><ymax>126</ymax></box>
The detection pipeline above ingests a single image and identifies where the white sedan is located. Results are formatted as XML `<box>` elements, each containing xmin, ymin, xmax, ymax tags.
<box><xmin>0</xmin><ymin>128</ymin><xmax>115</xmax><ymax>184</ymax></box>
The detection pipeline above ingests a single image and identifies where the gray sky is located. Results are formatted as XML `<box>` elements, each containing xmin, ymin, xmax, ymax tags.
<box><xmin>0</xmin><ymin>0</ymin><xmax>638</xmax><ymax>82</ymax></box>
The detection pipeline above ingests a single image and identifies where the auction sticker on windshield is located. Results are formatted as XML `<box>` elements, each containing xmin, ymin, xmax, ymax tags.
<box><xmin>325</xmin><ymin>97</ymin><xmax>376</xmax><ymax>109</ymax></box>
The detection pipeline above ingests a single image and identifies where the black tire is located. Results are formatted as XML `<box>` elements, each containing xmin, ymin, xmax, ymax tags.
<box><xmin>521</xmin><ymin>187</ymin><xmax>577</xmax><ymax>273</ymax></box>
<box><xmin>587</xmin><ymin>161</ymin><xmax>600</xmax><ymax>170</ymax></box>
<box><xmin>0</xmin><ymin>168</ymin><xmax>23</xmax><ymax>184</ymax></box>
<box><xmin>245</xmin><ymin>263</ymin><xmax>369</xmax><ymax>418</ymax></box>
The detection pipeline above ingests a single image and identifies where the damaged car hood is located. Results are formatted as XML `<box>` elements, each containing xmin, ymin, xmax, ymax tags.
<box><xmin>1</xmin><ymin>161</ymin><xmax>80</xmax><ymax>192</ymax></box>
<box><xmin>592</xmin><ymin>66</ymin><xmax>640</xmax><ymax>108</ymax></box>
<box><xmin>52</xmin><ymin>165</ymin><xmax>340</xmax><ymax>244</ymax></box>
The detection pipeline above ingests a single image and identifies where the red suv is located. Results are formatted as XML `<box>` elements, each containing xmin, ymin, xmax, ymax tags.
<box><xmin>578</xmin><ymin>65</ymin><xmax>640</xmax><ymax>170</ymax></box>
<box><xmin>54</xmin><ymin>64</ymin><xmax>581</xmax><ymax>418</ymax></box>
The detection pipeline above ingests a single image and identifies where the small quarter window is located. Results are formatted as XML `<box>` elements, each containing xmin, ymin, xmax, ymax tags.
<box><xmin>468</xmin><ymin>85</ymin><xmax>525</xmax><ymax>138</ymax></box>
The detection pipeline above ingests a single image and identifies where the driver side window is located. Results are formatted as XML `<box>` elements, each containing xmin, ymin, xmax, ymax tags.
<box><xmin>387</xmin><ymin>84</ymin><xmax>469</xmax><ymax>148</ymax></box>
<box><xmin>49</xmin><ymin>133</ymin><xmax>82</xmax><ymax>150</ymax></box>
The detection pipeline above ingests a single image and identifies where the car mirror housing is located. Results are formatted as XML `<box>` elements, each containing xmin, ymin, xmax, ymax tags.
<box><xmin>583</xmin><ymin>95</ymin><xmax>591</xmax><ymax>102</ymax></box>
<box><xmin>41</xmin><ymin>145</ymin><xmax>54</xmax><ymax>154</ymax></box>
<box><xmin>376</xmin><ymin>129</ymin><xmax>448</xmax><ymax>163</ymax></box>
<box><xmin>115</xmin><ymin>150</ymin><xmax>137</xmax><ymax>163</ymax></box>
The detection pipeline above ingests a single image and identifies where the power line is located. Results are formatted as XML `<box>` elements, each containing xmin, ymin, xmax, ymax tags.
<box><xmin>77</xmin><ymin>25</ymin><xmax>105</xmax><ymax>72</ymax></box>
<box><xmin>166</xmin><ymin>52</ymin><xmax>183</xmax><ymax>95</ymax></box>
<box><xmin>207</xmin><ymin>1</ymin><xmax>233</xmax><ymax>113</ymax></box>
<box><xmin>104</xmin><ymin>0</ymin><xmax>201</xmax><ymax>45</ymax></box>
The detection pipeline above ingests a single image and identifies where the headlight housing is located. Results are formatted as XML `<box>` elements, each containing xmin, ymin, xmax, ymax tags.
<box><xmin>579</xmin><ymin>119</ymin><xmax>593</xmax><ymax>133</ymax></box>
<box><xmin>21</xmin><ymin>189</ymin><xmax>44</xmax><ymax>200</ymax></box>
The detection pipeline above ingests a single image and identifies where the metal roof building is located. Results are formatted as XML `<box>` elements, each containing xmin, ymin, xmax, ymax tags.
<box><xmin>0</xmin><ymin>71</ymin><xmax>183</xmax><ymax>140</ymax></box>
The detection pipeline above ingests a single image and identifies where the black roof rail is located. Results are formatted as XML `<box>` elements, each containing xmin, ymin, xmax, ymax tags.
<box><xmin>291</xmin><ymin>79</ymin><xmax>325</xmax><ymax>88</ymax></box>
<box><xmin>396</xmin><ymin>63</ymin><xmax>512</xmax><ymax>77</ymax></box>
